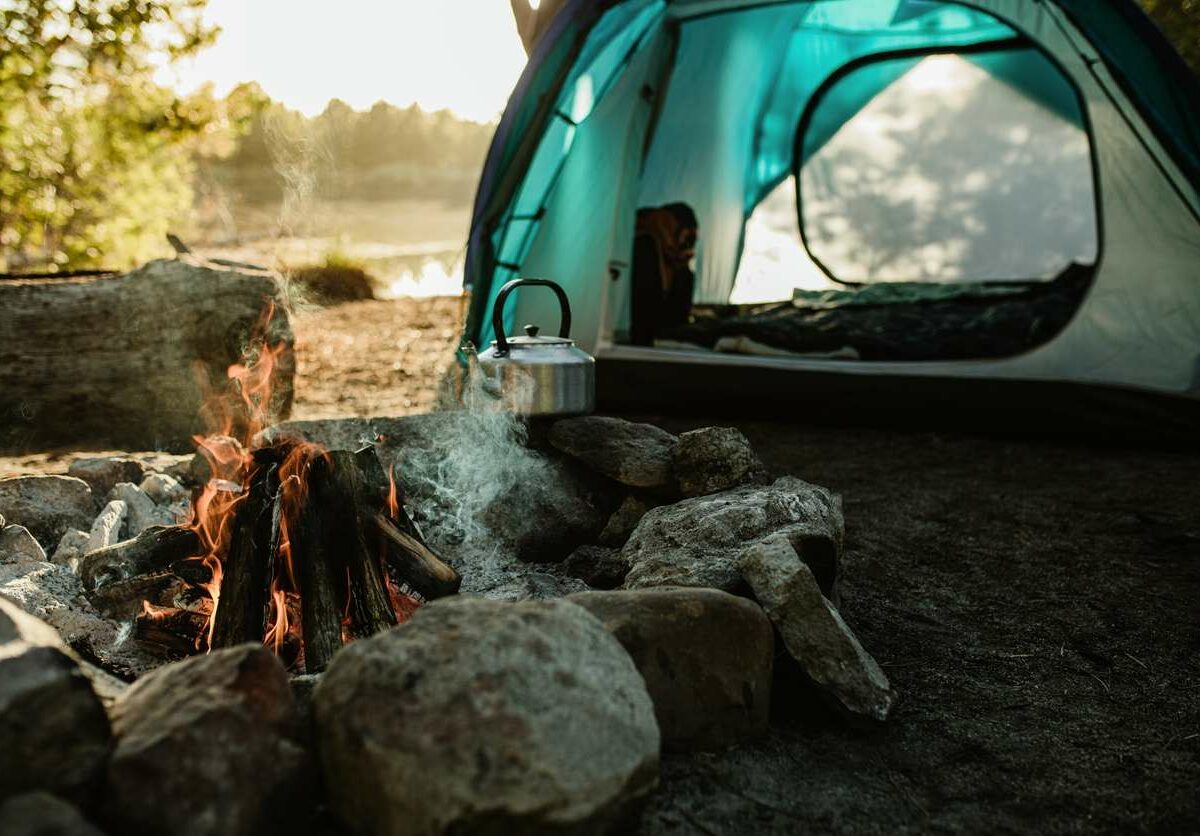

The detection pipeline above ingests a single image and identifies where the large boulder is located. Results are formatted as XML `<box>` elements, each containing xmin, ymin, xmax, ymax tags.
<box><xmin>672</xmin><ymin>426</ymin><xmax>766</xmax><ymax>497</ymax></box>
<box><xmin>548</xmin><ymin>417</ymin><xmax>677</xmax><ymax>491</ymax></box>
<box><xmin>738</xmin><ymin>535</ymin><xmax>895</xmax><ymax>722</ymax></box>
<box><xmin>314</xmin><ymin>597</ymin><xmax>660</xmax><ymax>835</ymax></box>
<box><xmin>0</xmin><ymin>599</ymin><xmax>112</xmax><ymax>805</ymax></box>
<box><xmin>569</xmin><ymin>588</ymin><xmax>773</xmax><ymax>751</ymax></box>
<box><xmin>0</xmin><ymin>477</ymin><xmax>95</xmax><ymax>548</ymax></box>
<box><xmin>0</xmin><ymin>792</ymin><xmax>106</xmax><ymax>836</ymax></box>
<box><xmin>622</xmin><ymin>476</ymin><xmax>843</xmax><ymax>597</ymax></box>
<box><xmin>104</xmin><ymin>644</ymin><xmax>312</xmax><ymax>836</ymax></box>
<box><xmin>261</xmin><ymin>413</ymin><xmax>612</xmax><ymax>563</ymax></box>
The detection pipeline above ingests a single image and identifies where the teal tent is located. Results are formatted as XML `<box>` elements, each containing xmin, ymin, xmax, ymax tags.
<box><xmin>463</xmin><ymin>0</ymin><xmax>1200</xmax><ymax>420</ymax></box>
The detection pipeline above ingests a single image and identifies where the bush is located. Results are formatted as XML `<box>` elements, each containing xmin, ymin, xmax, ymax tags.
<box><xmin>289</xmin><ymin>255</ymin><xmax>377</xmax><ymax>305</ymax></box>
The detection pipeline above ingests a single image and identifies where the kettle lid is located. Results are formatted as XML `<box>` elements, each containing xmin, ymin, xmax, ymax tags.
<box><xmin>493</xmin><ymin>324</ymin><xmax>574</xmax><ymax>349</ymax></box>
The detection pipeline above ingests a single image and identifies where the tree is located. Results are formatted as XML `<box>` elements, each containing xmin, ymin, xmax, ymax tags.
<box><xmin>0</xmin><ymin>0</ymin><xmax>231</xmax><ymax>270</ymax></box>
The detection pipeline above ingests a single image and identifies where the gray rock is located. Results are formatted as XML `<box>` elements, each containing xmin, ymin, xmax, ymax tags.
<box><xmin>50</xmin><ymin>529</ymin><xmax>90</xmax><ymax>570</ymax></box>
<box><xmin>0</xmin><ymin>792</ymin><xmax>106</xmax><ymax>836</ymax></box>
<box><xmin>105</xmin><ymin>644</ymin><xmax>312</xmax><ymax>836</ymax></box>
<box><xmin>549</xmin><ymin>416</ymin><xmax>678</xmax><ymax>490</ymax></box>
<box><xmin>622</xmin><ymin>476</ymin><xmax>843</xmax><ymax>597</ymax></box>
<box><xmin>67</xmin><ymin>458</ymin><xmax>146</xmax><ymax>500</ymax></box>
<box><xmin>673</xmin><ymin>426</ymin><xmax>766</xmax><ymax>497</ymax></box>
<box><xmin>314</xmin><ymin>597</ymin><xmax>660</xmax><ymax>835</ymax></box>
<box><xmin>0</xmin><ymin>562</ymin><xmax>114</xmax><ymax>650</ymax></box>
<box><xmin>138</xmin><ymin>472</ymin><xmax>188</xmax><ymax>505</ymax></box>
<box><xmin>478</xmin><ymin>458</ymin><xmax>607</xmax><ymax>562</ymax></box>
<box><xmin>86</xmin><ymin>501</ymin><xmax>126</xmax><ymax>554</ymax></box>
<box><xmin>738</xmin><ymin>535</ymin><xmax>895</xmax><ymax>722</ymax></box>
<box><xmin>569</xmin><ymin>587</ymin><xmax>773</xmax><ymax>751</ymax></box>
<box><xmin>108</xmin><ymin>483</ymin><xmax>173</xmax><ymax>538</ymax></box>
<box><xmin>0</xmin><ymin>477</ymin><xmax>95</xmax><ymax>549</ymax></box>
<box><xmin>0</xmin><ymin>599</ymin><xmax>112</xmax><ymax>805</ymax></box>
<box><xmin>0</xmin><ymin>525</ymin><xmax>47</xmax><ymax>567</ymax></box>
<box><xmin>563</xmin><ymin>544</ymin><xmax>630</xmax><ymax>590</ymax></box>
<box><xmin>598</xmin><ymin>496</ymin><xmax>653</xmax><ymax>547</ymax></box>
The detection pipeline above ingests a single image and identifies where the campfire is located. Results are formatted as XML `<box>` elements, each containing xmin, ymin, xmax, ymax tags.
<box><xmin>90</xmin><ymin>300</ymin><xmax>460</xmax><ymax>673</ymax></box>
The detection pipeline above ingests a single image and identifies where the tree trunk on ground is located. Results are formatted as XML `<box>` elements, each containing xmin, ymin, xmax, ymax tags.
<box><xmin>0</xmin><ymin>258</ymin><xmax>294</xmax><ymax>453</ymax></box>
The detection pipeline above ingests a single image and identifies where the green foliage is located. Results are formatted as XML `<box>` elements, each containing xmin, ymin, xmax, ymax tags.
<box><xmin>1139</xmin><ymin>0</ymin><xmax>1200</xmax><ymax>75</ymax></box>
<box><xmin>0</xmin><ymin>0</ymin><xmax>235</xmax><ymax>270</ymax></box>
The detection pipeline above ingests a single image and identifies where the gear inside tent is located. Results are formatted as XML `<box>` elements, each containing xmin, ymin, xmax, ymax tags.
<box><xmin>466</xmin><ymin>0</ymin><xmax>1200</xmax><ymax>432</ymax></box>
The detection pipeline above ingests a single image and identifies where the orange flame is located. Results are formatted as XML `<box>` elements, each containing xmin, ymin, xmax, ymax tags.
<box><xmin>183</xmin><ymin>296</ymin><xmax>289</xmax><ymax>653</ymax></box>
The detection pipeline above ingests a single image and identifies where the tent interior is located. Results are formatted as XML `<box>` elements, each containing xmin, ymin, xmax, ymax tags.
<box><xmin>470</xmin><ymin>0</ymin><xmax>1198</xmax><ymax>397</ymax></box>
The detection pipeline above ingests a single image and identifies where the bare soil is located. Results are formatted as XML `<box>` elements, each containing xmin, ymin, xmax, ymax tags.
<box><xmin>640</xmin><ymin>418</ymin><xmax>1200</xmax><ymax>834</ymax></box>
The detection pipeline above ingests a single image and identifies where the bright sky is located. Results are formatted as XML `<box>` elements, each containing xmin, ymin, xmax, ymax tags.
<box><xmin>161</xmin><ymin>0</ymin><xmax>530</xmax><ymax>122</ymax></box>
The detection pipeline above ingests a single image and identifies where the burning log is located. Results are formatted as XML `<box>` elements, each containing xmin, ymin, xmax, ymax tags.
<box><xmin>210</xmin><ymin>461</ymin><xmax>281</xmax><ymax>649</ymax></box>
<box><xmin>0</xmin><ymin>259</ymin><xmax>294</xmax><ymax>453</ymax></box>
<box><xmin>135</xmin><ymin>607</ymin><xmax>210</xmax><ymax>659</ymax></box>
<box><xmin>98</xmin><ymin>442</ymin><xmax>461</xmax><ymax>674</ymax></box>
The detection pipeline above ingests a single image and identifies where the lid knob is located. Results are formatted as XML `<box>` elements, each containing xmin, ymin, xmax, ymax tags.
<box><xmin>524</xmin><ymin>324</ymin><xmax>540</xmax><ymax>338</ymax></box>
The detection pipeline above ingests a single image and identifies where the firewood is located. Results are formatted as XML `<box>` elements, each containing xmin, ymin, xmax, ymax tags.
<box><xmin>371</xmin><ymin>513</ymin><xmax>461</xmax><ymax>600</ymax></box>
<box><xmin>80</xmin><ymin>525</ymin><xmax>202</xmax><ymax>592</ymax></box>
<box><xmin>289</xmin><ymin>454</ymin><xmax>345</xmax><ymax>673</ymax></box>
<box><xmin>86</xmin><ymin>572</ymin><xmax>189</xmax><ymax>621</ymax></box>
<box><xmin>211</xmin><ymin>463</ymin><xmax>281</xmax><ymax>649</ymax></box>
<box><xmin>134</xmin><ymin>608</ymin><xmax>209</xmax><ymax>658</ymax></box>
<box><xmin>323</xmin><ymin>450</ymin><xmax>396</xmax><ymax>639</ymax></box>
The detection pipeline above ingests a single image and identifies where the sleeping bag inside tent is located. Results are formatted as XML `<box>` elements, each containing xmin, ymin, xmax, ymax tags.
<box><xmin>463</xmin><ymin>0</ymin><xmax>1200</xmax><ymax>427</ymax></box>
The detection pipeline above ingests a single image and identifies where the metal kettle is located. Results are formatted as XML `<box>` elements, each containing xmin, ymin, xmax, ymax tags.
<box><xmin>476</xmin><ymin>278</ymin><xmax>595</xmax><ymax>416</ymax></box>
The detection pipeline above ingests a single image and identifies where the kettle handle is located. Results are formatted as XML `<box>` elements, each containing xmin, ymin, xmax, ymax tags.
<box><xmin>492</xmin><ymin>278</ymin><xmax>572</xmax><ymax>356</ymax></box>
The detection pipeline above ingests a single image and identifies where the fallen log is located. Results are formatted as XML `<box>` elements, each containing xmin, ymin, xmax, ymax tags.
<box><xmin>0</xmin><ymin>258</ymin><xmax>294</xmax><ymax>452</ymax></box>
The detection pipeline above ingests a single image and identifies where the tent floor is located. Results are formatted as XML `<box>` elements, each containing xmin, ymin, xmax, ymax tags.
<box><xmin>631</xmin><ymin>416</ymin><xmax>1200</xmax><ymax>834</ymax></box>
<box><xmin>597</xmin><ymin>352</ymin><xmax>1200</xmax><ymax>446</ymax></box>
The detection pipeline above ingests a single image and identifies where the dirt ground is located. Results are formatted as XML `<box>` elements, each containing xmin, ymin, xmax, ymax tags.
<box><xmin>3</xmin><ymin>297</ymin><xmax>1197</xmax><ymax>831</ymax></box>
<box><xmin>289</xmin><ymin>296</ymin><xmax>466</xmax><ymax>420</ymax></box>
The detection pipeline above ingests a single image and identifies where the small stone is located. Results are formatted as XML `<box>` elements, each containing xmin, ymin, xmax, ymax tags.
<box><xmin>738</xmin><ymin>535</ymin><xmax>896</xmax><ymax>722</ymax></box>
<box><xmin>86</xmin><ymin>501</ymin><xmax>127</xmax><ymax>554</ymax></box>
<box><xmin>570</xmin><ymin>587</ymin><xmax>774</xmax><ymax>751</ymax></box>
<box><xmin>104</xmin><ymin>644</ymin><xmax>313</xmax><ymax>836</ymax></box>
<box><xmin>138</xmin><ymin>472</ymin><xmax>188</xmax><ymax>505</ymax></box>
<box><xmin>563</xmin><ymin>544</ymin><xmax>630</xmax><ymax>590</ymax></box>
<box><xmin>0</xmin><ymin>599</ymin><xmax>112</xmax><ymax>804</ymax></box>
<box><xmin>67</xmin><ymin>458</ymin><xmax>146</xmax><ymax>499</ymax></box>
<box><xmin>51</xmin><ymin>529</ymin><xmax>90</xmax><ymax>570</ymax></box>
<box><xmin>314</xmin><ymin>598</ymin><xmax>660</xmax><ymax>835</ymax></box>
<box><xmin>673</xmin><ymin>426</ymin><xmax>766</xmax><ymax>497</ymax></box>
<box><xmin>0</xmin><ymin>792</ymin><xmax>106</xmax><ymax>836</ymax></box>
<box><xmin>598</xmin><ymin>496</ymin><xmax>652</xmax><ymax>547</ymax></box>
<box><xmin>549</xmin><ymin>416</ymin><xmax>678</xmax><ymax>490</ymax></box>
<box><xmin>0</xmin><ymin>525</ymin><xmax>47</xmax><ymax>567</ymax></box>
<box><xmin>623</xmin><ymin>476</ymin><xmax>843</xmax><ymax>596</ymax></box>
<box><xmin>0</xmin><ymin>477</ymin><xmax>95</xmax><ymax>549</ymax></box>
<box><xmin>108</xmin><ymin>483</ymin><xmax>173</xmax><ymax>538</ymax></box>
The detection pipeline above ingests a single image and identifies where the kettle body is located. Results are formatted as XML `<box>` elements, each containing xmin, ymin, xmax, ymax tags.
<box><xmin>476</xmin><ymin>279</ymin><xmax>595</xmax><ymax>416</ymax></box>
